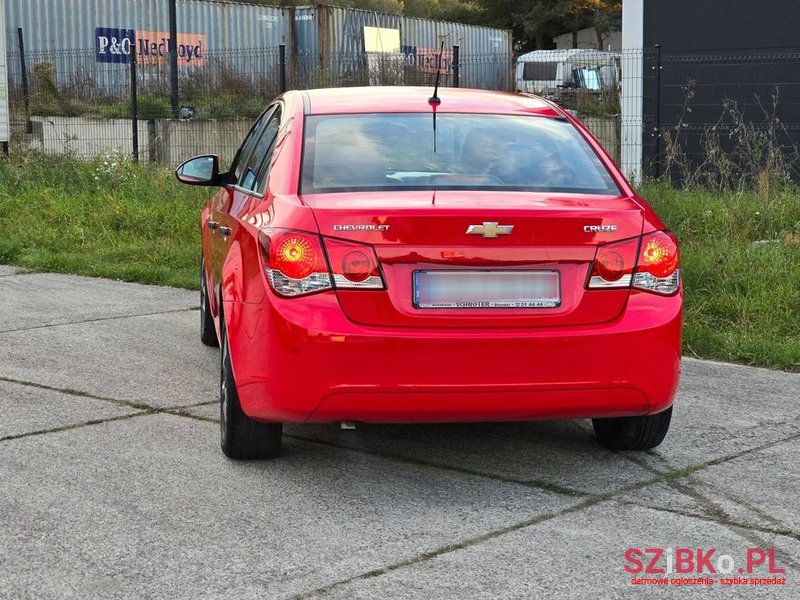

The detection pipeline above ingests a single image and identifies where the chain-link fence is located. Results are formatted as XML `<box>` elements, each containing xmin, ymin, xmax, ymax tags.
<box><xmin>5</xmin><ymin>44</ymin><xmax>515</xmax><ymax>165</ymax></box>
<box><xmin>650</xmin><ymin>48</ymin><xmax>800</xmax><ymax>186</ymax></box>
<box><xmin>4</xmin><ymin>41</ymin><xmax>800</xmax><ymax>185</ymax></box>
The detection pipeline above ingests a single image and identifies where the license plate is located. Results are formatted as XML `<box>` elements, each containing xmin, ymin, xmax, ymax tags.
<box><xmin>413</xmin><ymin>270</ymin><xmax>561</xmax><ymax>309</ymax></box>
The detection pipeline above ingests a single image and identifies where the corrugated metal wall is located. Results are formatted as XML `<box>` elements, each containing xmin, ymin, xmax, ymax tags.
<box><xmin>304</xmin><ymin>5</ymin><xmax>512</xmax><ymax>89</ymax></box>
<box><xmin>3</xmin><ymin>1</ymin><xmax>512</xmax><ymax>91</ymax></box>
<box><xmin>4</xmin><ymin>0</ymin><xmax>292</xmax><ymax>53</ymax></box>
<box><xmin>404</xmin><ymin>13</ymin><xmax>512</xmax><ymax>88</ymax></box>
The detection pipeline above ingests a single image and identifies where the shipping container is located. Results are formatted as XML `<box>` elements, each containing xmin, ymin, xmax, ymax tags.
<box><xmin>4</xmin><ymin>0</ymin><xmax>292</xmax><ymax>91</ymax></box>
<box><xmin>296</xmin><ymin>6</ymin><xmax>512</xmax><ymax>90</ymax></box>
<box><xmin>3</xmin><ymin>1</ymin><xmax>512</xmax><ymax>99</ymax></box>
<box><xmin>5</xmin><ymin>0</ymin><xmax>292</xmax><ymax>55</ymax></box>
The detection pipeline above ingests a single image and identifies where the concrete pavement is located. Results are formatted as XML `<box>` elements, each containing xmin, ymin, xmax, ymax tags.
<box><xmin>1</xmin><ymin>270</ymin><xmax>798</xmax><ymax>599</ymax></box>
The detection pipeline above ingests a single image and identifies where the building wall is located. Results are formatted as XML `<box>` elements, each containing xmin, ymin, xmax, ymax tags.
<box><xmin>641</xmin><ymin>0</ymin><xmax>800</xmax><ymax>179</ymax></box>
<box><xmin>620</xmin><ymin>0</ymin><xmax>643</xmax><ymax>182</ymax></box>
<box><xmin>642</xmin><ymin>0</ymin><xmax>796</xmax><ymax>52</ymax></box>
<box><xmin>553</xmin><ymin>27</ymin><xmax>621</xmax><ymax>52</ymax></box>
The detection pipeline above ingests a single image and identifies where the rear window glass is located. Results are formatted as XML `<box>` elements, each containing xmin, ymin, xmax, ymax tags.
<box><xmin>301</xmin><ymin>113</ymin><xmax>619</xmax><ymax>195</ymax></box>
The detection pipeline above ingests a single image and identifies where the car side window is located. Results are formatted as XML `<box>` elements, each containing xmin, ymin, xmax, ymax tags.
<box><xmin>237</xmin><ymin>105</ymin><xmax>282</xmax><ymax>194</ymax></box>
<box><xmin>230</xmin><ymin>106</ymin><xmax>275</xmax><ymax>183</ymax></box>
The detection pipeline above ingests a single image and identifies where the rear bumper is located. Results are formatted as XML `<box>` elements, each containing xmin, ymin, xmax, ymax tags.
<box><xmin>225</xmin><ymin>289</ymin><xmax>681</xmax><ymax>423</ymax></box>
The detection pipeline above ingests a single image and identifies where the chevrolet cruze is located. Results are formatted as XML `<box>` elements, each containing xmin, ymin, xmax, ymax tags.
<box><xmin>176</xmin><ymin>87</ymin><xmax>682</xmax><ymax>459</ymax></box>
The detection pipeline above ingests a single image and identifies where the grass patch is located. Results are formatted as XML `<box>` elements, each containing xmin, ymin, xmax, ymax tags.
<box><xmin>0</xmin><ymin>155</ymin><xmax>798</xmax><ymax>370</ymax></box>
<box><xmin>642</xmin><ymin>182</ymin><xmax>800</xmax><ymax>370</ymax></box>
<box><xmin>0</xmin><ymin>153</ymin><xmax>210</xmax><ymax>288</ymax></box>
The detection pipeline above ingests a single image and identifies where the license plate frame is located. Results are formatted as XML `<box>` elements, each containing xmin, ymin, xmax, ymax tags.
<box><xmin>413</xmin><ymin>270</ymin><xmax>561</xmax><ymax>309</ymax></box>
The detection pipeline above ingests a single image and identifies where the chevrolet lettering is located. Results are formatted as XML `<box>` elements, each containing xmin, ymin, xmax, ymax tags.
<box><xmin>333</xmin><ymin>224</ymin><xmax>391</xmax><ymax>232</ymax></box>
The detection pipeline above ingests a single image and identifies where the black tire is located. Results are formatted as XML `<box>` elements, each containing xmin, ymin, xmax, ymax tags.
<box><xmin>592</xmin><ymin>406</ymin><xmax>673</xmax><ymax>451</ymax></box>
<box><xmin>219</xmin><ymin>317</ymin><xmax>282</xmax><ymax>459</ymax></box>
<box><xmin>200</xmin><ymin>256</ymin><xmax>219</xmax><ymax>347</ymax></box>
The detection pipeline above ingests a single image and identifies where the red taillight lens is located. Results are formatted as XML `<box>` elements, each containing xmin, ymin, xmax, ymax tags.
<box><xmin>587</xmin><ymin>237</ymin><xmax>639</xmax><ymax>289</ymax></box>
<box><xmin>632</xmin><ymin>230</ymin><xmax>680</xmax><ymax>295</ymax></box>
<box><xmin>638</xmin><ymin>231</ymin><xmax>679</xmax><ymax>278</ymax></box>
<box><xmin>323</xmin><ymin>238</ymin><xmax>384</xmax><ymax>289</ymax></box>
<box><xmin>586</xmin><ymin>231</ymin><xmax>680</xmax><ymax>295</ymax></box>
<box><xmin>258</xmin><ymin>229</ymin><xmax>332</xmax><ymax>297</ymax></box>
<box><xmin>341</xmin><ymin>250</ymin><xmax>372</xmax><ymax>282</ymax></box>
<box><xmin>273</xmin><ymin>234</ymin><xmax>317</xmax><ymax>279</ymax></box>
<box><xmin>596</xmin><ymin>249</ymin><xmax>626</xmax><ymax>282</ymax></box>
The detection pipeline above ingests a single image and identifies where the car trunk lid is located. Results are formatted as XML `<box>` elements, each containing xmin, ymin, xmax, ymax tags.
<box><xmin>302</xmin><ymin>190</ymin><xmax>644</xmax><ymax>328</ymax></box>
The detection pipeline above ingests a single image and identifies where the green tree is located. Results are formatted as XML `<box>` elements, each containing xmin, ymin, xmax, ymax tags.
<box><xmin>566</xmin><ymin>0</ymin><xmax>622</xmax><ymax>49</ymax></box>
<box><xmin>231</xmin><ymin>0</ymin><xmax>620</xmax><ymax>52</ymax></box>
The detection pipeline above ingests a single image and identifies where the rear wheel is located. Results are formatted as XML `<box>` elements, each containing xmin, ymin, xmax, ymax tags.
<box><xmin>592</xmin><ymin>407</ymin><xmax>672</xmax><ymax>451</ymax></box>
<box><xmin>219</xmin><ymin>316</ymin><xmax>282</xmax><ymax>459</ymax></box>
<box><xmin>200</xmin><ymin>256</ymin><xmax>219</xmax><ymax>347</ymax></box>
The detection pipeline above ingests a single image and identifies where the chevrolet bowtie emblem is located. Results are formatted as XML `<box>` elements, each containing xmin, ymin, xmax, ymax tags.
<box><xmin>466</xmin><ymin>222</ymin><xmax>514</xmax><ymax>238</ymax></box>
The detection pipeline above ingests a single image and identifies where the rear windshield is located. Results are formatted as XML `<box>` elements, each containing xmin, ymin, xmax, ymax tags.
<box><xmin>301</xmin><ymin>113</ymin><xmax>620</xmax><ymax>195</ymax></box>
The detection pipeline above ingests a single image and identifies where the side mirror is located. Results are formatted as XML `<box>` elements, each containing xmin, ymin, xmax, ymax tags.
<box><xmin>175</xmin><ymin>155</ymin><xmax>227</xmax><ymax>186</ymax></box>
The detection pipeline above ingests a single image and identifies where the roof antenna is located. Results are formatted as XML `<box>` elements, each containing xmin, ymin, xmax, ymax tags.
<box><xmin>428</xmin><ymin>40</ymin><xmax>445</xmax><ymax>153</ymax></box>
<box><xmin>429</xmin><ymin>40</ymin><xmax>445</xmax><ymax>107</ymax></box>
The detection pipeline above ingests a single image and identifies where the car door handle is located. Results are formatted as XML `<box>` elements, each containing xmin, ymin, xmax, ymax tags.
<box><xmin>218</xmin><ymin>226</ymin><xmax>232</xmax><ymax>236</ymax></box>
<box><xmin>206</xmin><ymin>220</ymin><xmax>219</xmax><ymax>231</ymax></box>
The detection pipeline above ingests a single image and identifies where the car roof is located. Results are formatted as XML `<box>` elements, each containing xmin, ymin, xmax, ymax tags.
<box><xmin>299</xmin><ymin>86</ymin><xmax>564</xmax><ymax>118</ymax></box>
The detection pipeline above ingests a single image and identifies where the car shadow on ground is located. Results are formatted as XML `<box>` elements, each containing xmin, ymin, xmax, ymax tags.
<box><xmin>267</xmin><ymin>418</ymin><xmax>651</xmax><ymax>496</ymax></box>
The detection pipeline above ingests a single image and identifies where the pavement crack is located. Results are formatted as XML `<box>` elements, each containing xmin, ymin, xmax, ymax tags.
<box><xmin>0</xmin><ymin>307</ymin><xmax>199</xmax><ymax>334</ymax></box>
<box><xmin>170</xmin><ymin>399</ymin><xmax>217</xmax><ymax>410</ymax></box>
<box><xmin>289</xmin><ymin>433</ymin><xmax>800</xmax><ymax>599</ymax></box>
<box><xmin>699</xmin><ymin>481</ymin><xmax>789</xmax><ymax>531</ymax></box>
<box><xmin>618</xmin><ymin>500</ymin><xmax>800</xmax><ymax>543</ymax></box>
<box><xmin>288</xmin><ymin>434</ymin><xmax>588</xmax><ymax>497</ymax></box>
<box><xmin>0</xmin><ymin>376</ymin><xmax>153</xmax><ymax>410</ymax></box>
<box><xmin>0</xmin><ymin>375</ymin><xmax>216</xmax><ymax>416</ymax></box>
<box><xmin>166</xmin><ymin>411</ymin><xmax>217</xmax><ymax>422</ymax></box>
<box><xmin>621</xmin><ymin>439</ymin><xmax>800</xmax><ymax>572</ymax></box>
<box><xmin>0</xmin><ymin>411</ymin><xmax>154</xmax><ymax>443</ymax></box>
<box><xmin>290</xmin><ymin>496</ymin><xmax>602</xmax><ymax>600</ymax></box>
<box><xmin>622</xmin><ymin>429</ymin><xmax>800</xmax><ymax>487</ymax></box>
<box><xmin>159</xmin><ymin>412</ymin><xmax>589</xmax><ymax>498</ymax></box>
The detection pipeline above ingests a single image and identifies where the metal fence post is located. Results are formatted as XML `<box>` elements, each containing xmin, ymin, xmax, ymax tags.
<box><xmin>130</xmin><ymin>48</ymin><xmax>139</xmax><ymax>162</ymax></box>
<box><xmin>17</xmin><ymin>28</ymin><xmax>32</xmax><ymax>134</ymax></box>
<box><xmin>168</xmin><ymin>0</ymin><xmax>179</xmax><ymax>118</ymax></box>
<box><xmin>279</xmin><ymin>44</ymin><xmax>287</xmax><ymax>93</ymax></box>
<box><xmin>653</xmin><ymin>43</ymin><xmax>662</xmax><ymax>179</ymax></box>
<box><xmin>452</xmin><ymin>45</ymin><xmax>460</xmax><ymax>88</ymax></box>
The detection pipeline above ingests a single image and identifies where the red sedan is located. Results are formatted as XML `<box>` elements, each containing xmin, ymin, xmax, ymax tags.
<box><xmin>176</xmin><ymin>87</ymin><xmax>682</xmax><ymax>459</ymax></box>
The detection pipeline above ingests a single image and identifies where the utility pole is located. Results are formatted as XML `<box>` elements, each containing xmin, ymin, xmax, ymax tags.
<box><xmin>169</xmin><ymin>0</ymin><xmax>179</xmax><ymax>117</ymax></box>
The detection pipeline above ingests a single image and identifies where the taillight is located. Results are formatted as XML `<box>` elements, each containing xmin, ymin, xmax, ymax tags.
<box><xmin>273</xmin><ymin>234</ymin><xmax>317</xmax><ymax>279</ymax></box>
<box><xmin>587</xmin><ymin>237</ymin><xmax>639</xmax><ymax>289</ymax></box>
<box><xmin>633</xmin><ymin>231</ymin><xmax>680</xmax><ymax>295</ymax></box>
<box><xmin>257</xmin><ymin>229</ymin><xmax>385</xmax><ymax>296</ymax></box>
<box><xmin>323</xmin><ymin>238</ymin><xmax>385</xmax><ymax>289</ymax></box>
<box><xmin>586</xmin><ymin>231</ymin><xmax>680</xmax><ymax>295</ymax></box>
<box><xmin>258</xmin><ymin>229</ymin><xmax>332</xmax><ymax>297</ymax></box>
